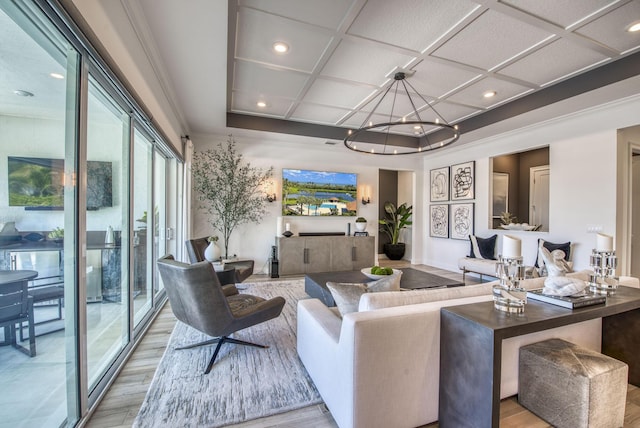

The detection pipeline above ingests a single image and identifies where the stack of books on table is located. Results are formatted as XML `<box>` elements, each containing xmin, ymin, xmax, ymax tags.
<box><xmin>526</xmin><ymin>289</ymin><xmax>606</xmax><ymax>309</ymax></box>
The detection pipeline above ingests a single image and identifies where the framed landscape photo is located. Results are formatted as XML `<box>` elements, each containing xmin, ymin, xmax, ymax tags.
<box><xmin>430</xmin><ymin>166</ymin><xmax>449</xmax><ymax>202</ymax></box>
<box><xmin>451</xmin><ymin>161</ymin><xmax>475</xmax><ymax>201</ymax></box>
<box><xmin>450</xmin><ymin>203</ymin><xmax>474</xmax><ymax>240</ymax></box>
<box><xmin>429</xmin><ymin>204</ymin><xmax>449</xmax><ymax>238</ymax></box>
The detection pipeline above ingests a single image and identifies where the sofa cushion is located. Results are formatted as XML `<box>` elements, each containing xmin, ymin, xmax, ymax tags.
<box><xmin>458</xmin><ymin>257</ymin><xmax>499</xmax><ymax>276</ymax></box>
<box><xmin>469</xmin><ymin>234</ymin><xmax>497</xmax><ymax>259</ymax></box>
<box><xmin>328</xmin><ymin>274</ymin><xmax>402</xmax><ymax>317</ymax></box>
<box><xmin>359</xmin><ymin>282</ymin><xmax>495</xmax><ymax>311</ymax></box>
<box><xmin>535</xmin><ymin>239</ymin><xmax>571</xmax><ymax>268</ymax></box>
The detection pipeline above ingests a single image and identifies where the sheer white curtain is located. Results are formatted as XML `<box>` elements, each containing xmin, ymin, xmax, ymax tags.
<box><xmin>181</xmin><ymin>138</ymin><xmax>194</xmax><ymax>261</ymax></box>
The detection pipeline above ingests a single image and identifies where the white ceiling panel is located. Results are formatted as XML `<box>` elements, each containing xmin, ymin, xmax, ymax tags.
<box><xmin>347</xmin><ymin>0</ymin><xmax>480</xmax><ymax>52</ymax></box>
<box><xmin>414</xmin><ymin>101</ymin><xmax>481</xmax><ymax>124</ymax></box>
<box><xmin>432</xmin><ymin>9</ymin><xmax>553</xmax><ymax>71</ymax></box>
<box><xmin>447</xmin><ymin>76</ymin><xmax>532</xmax><ymax>108</ymax></box>
<box><xmin>240</xmin><ymin>0</ymin><xmax>358</xmax><ymax>30</ymax></box>
<box><xmin>232</xmin><ymin>91</ymin><xmax>293</xmax><ymax>117</ymax></box>
<box><xmin>498</xmin><ymin>38</ymin><xmax>610</xmax><ymax>86</ymax></box>
<box><xmin>410</xmin><ymin>59</ymin><xmax>482</xmax><ymax>98</ymax></box>
<box><xmin>576</xmin><ymin>2</ymin><xmax>640</xmax><ymax>53</ymax></box>
<box><xmin>303</xmin><ymin>79</ymin><xmax>376</xmax><ymax>109</ymax></box>
<box><xmin>499</xmin><ymin>0</ymin><xmax>618</xmax><ymax>28</ymax></box>
<box><xmin>358</xmin><ymin>87</ymin><xmax>432</xmax><ymax>119</ymax></box>
<box><xmin>341</xmin><ymin>110</ymin><xmax>403</xmax><ymax>128</ymax></box>
<box><xmin>320</xmin><ymin>39</ymin><xmax>416</xmax><ymax>86</ymax></box>
<box><xmin>233</xmin><ymin>61</ymin><xmax>309</xmax><ymax>99</ymax></box>
<box><xmin>236</xmin><ymin>7</ymin><xmax>335</xmax><ymax>72</ymax></box>
<box><xmin>290</xmin><ymin>103</ymin><xmax>352</xmax><ymax>125</ymax></box>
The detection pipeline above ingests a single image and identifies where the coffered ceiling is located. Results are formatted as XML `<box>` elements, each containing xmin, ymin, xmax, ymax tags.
<box><xmin>3</xmin><ymin>0</ymin><xmax>640</xmax><ymax>153</ymax></box>
<box><xmin>226</xmin><ymin>0</ymin><xmax>640</xmax><ymax>150</ymax></box>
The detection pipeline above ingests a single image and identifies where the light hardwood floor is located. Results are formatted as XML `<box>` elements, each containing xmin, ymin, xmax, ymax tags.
<box><xmin>86</xmin><ymin>263</ymin><xmax>640</xmax><ymax>428</ymax></box>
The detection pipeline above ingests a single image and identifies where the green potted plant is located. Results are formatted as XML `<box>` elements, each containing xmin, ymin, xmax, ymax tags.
<box><xmin>355</xmin><ymin>216</ymin><xmax>367</xmax><ymax>232</ymax></box>
<box><xmin>192</xmin><ymin>136</ymin><xmax>273</xmax><ymax>259</ymax></box>
<box><xmin>379</xmin><ymin>202</ymin><xmax>412</xmax><ymax>260</ymax></box>
<box><xmin>48</xmin><ymin>227</ymin><xmax>64</xmax><ymax>243</ymax></box>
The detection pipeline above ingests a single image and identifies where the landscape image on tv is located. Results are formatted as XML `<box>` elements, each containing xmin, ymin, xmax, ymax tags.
<box><xmin>8</xmin><ymin>156</ymin><xmax>112</xmax><ymax>210</ymax></box>
<box><xmin>282</xmin><ymin>168</ymin><xmax>357</xmax><ymax>216</ymax></box>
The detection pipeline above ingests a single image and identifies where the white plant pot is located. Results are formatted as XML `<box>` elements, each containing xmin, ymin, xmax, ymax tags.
<box><xmin>355</xmin><ymin>222</ymin><xmax>367</xmax><ymax>232</ymax></box>
<box><xmin>204</xmin><ymin>242</ymin><xmax>221</xmax><ymax>261</ymax></box>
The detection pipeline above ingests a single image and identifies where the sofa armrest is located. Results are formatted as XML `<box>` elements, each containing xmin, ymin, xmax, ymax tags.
<box><xmin>297</xmin><ymin>299</ymin><xmax>342</xmax><ymax>343</ymax></box>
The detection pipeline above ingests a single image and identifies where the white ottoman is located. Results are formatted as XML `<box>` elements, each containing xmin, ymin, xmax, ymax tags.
<box><xmin>519</xmin><ymin>338</ymin><xmax>627</xmax><ymax>428</ymax></box>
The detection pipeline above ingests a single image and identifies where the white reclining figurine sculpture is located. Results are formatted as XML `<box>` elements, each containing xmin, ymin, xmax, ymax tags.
<box><xmin>539</xmin><ymin>246</ymin><xmax>587</xmax><ymax>296</ymax></box>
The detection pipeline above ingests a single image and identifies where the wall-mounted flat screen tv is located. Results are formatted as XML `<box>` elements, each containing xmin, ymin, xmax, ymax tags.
<box><xmin>8</xmin><ymin>156</ymin><xmax>113</xmax><ymax>210</ymax></box>
<box><xmin>282</xmin><ymin>168</ymin><xmax>357</xmax><ymax>216</ymax></box>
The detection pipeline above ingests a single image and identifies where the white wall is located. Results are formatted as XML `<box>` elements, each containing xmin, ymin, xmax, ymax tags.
<box><xmin>1</xmin><ymin>114</ymin><xmax>125</xmax><ymax>233</ymax></box>
<box><xmin>190</xmin><ymin>134</ymin><xmax>422</xmax><ymax>273</ymax></box>
<box><xmin>422</xmin><ymin>95</ymin><xmax>640</xmax><ymax>273</ymax></box>
<box><xmin>190</xmin><ymin>95</ymin><xmax>640</xmax><ymax>275</ymax></box>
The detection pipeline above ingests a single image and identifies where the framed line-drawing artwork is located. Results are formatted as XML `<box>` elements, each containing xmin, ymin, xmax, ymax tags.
<box><xmin>450</xmin><ymin>203</ymin><xmax>474</xmax><ymax>240</ymax></box>
<box><xmin>430</xmin><ymin>166</ymin><xmax>449</xmax><ymax>202</ymax></box>
<box><xmin>492</xmin><ymin>172</ymin><xmax>509</xmax><ymax>218</ymax></box>
<box><xmin>430</xmin><ymin>204</ymin><xmax>449</xmax><ymax>238</ymax></box>
<box><xmin>451</xmin><ymin>161</ymin><xmax>475</xmax><ymax>200</ymax></box>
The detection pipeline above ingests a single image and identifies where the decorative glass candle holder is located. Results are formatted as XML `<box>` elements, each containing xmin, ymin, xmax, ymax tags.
<box><xmin>493</xmin><ymin>255</ymin><xmax>527</xmax><ymax>313</ymax></box>
<box><xmin>588</xmin><ymin>249</ymin><xmax>619</xmax><ymax>295</ymax></box>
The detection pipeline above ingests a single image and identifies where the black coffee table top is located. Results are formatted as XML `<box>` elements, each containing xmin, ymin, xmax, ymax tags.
<box><xmin>304</xmin><ymin>268</ymin><xmax>464</xmax><ymax>306</ymax></box>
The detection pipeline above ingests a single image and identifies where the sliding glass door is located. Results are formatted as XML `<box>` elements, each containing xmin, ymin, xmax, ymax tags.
<box><xmin>85</xmin><ymin>76</ymin><xmax>130</xmax><ymax>392</ymax></box>
<box><xmin>0</xmin><ymin>1</ymin><xmax>181</xmax><ymax>425</ymax></box>
<box><xmin>133</xmin><ymin>128</ymin><xmax>153</xmax><ymax>327</ymax></box>
<box><xmin>0</xmin><ymin>2</ymin><xmax>80</xmax><ymax>426</ymax></box>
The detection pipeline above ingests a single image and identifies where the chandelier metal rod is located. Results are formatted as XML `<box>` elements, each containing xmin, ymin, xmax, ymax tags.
<box><xmin>344</xmin><ymin>71</ymin><xmax>459</xmax><ymax>155</ymax></box>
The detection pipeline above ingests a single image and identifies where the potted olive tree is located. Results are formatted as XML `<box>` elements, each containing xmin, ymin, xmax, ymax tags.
<box><xmin>192</xmin><ymin>136</ymin><xmax>273</xmax><ymax>259</ymax></box>
<box><xmin>379</xmin><ymin>202</ymin><xmax>412</xmax><ymax>260</ymax></box>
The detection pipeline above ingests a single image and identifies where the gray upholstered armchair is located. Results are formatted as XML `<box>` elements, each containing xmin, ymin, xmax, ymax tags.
<box><xmin>185</xmin><ymin>237</ymin><xmax>254</xmax><ymax>283</ymax></box>
<box><xmin>157</xmin><ymin>255</ymin><xmax>285</xmax><ymax>374</ymax></box>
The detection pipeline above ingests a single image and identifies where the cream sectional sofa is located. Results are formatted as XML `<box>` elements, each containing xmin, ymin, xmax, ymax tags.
<box><xmin>297</xmin><ymin>271</ymin><xmax>639</xmax><ymax>428</ymax></box>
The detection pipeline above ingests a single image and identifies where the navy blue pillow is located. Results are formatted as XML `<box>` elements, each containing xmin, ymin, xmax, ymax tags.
<box><xmin>469</xmin><ymin>234</ymin><xmax>497</xmax><ymax>260</ymax></box>
<box><xmin>535</xmin><ymin>239</ymin><xmax>571</xmax><ymax>267</ymax></box>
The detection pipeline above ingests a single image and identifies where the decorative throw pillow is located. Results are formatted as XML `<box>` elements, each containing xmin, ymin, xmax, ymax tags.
<box><xmin>327</xmin><ymin>273</ymin><xmax>403</xmax><ymax>317</ymax></box>
<box><xmin>367</xmin><ymin>270</ymin><xmax>403</xmax><ymax>292</ymax></box>
<box><xmin>535</xmin><ymin>239</ymin><xmax>571</xmax><ymax>268</ymax></box>
<box><xmin>326</xmin><ymin>282</ymin><xmax>368</xmax><ymax>317</ymax></box>
<box><xmin>469</xmin><ymin>234</ymin><xmax>497</xmax><ymax>260</ymax></box>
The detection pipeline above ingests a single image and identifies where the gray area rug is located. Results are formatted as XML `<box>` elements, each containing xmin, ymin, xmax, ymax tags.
<box><xmin>133</xmin><ymin>279</ymin><xmax>321</xmax><ymax>428</ymax></box>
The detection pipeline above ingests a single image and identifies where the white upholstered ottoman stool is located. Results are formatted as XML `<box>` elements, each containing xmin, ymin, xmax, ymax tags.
<box><xmin>519</xmin><ymin>338</ymin><xmax>627</xmax><ymax>428</ymax></box>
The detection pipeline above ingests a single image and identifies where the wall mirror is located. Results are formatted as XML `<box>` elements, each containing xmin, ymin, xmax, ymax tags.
<box><xmin>490</xmin><ymin>146</ymin><xmax>549</xmax><ymax>231</ymax></box>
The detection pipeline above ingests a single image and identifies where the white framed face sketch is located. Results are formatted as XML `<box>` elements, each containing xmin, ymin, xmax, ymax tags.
<box><xmin>450</xmin><ymin>203</ymin><xmax>474</xmax><ymax>240</ymax></box>
<box><xmin>430</xmin><ymin>204</ymin><xmax>449</xmax><ymax>238</ymax></box>
<box><xmin>430</xmin><ymin>167</ymin><xmax>449</xmax><ymax>202</ymax></box>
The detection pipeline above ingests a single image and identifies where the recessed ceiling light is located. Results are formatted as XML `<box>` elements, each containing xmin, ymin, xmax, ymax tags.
<box><xmin>483</xmin><ymin>90</ymin><xmax>497</xmax><ymax>98</ymax></box>
<box><xmin>14</xmin><ymin>89</ymin><xmax>34</xmax><ymax>97</ymax></box>
<box><xmin>256</xmin><ymin>101</ymin><xmax>267</xmax><ymax>108</ymax></box>
<box><xmin>628</xmin><ymin>21</ymin><xmax>640</xmax><ymax>32</ymax></box>
<box><xmin>413</xmin><ymin>125</ymin><xmax>421</xmax><ymax>130</ymax></box>
<box><xmin>273</xmin><ymin>42</ymin><xmax>289</xmax><ymax>53</ymax></box>
<box><xmin>50</xmin><ymin>73</ymin><xmax>64</xmax><ymax>79</ymax></box>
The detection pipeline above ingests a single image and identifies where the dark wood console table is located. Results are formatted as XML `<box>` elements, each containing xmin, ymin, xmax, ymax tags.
<box><xmin>439</xmin><ymin>286</ymin><xmax>640</xmax><ymax>428</ymax></box>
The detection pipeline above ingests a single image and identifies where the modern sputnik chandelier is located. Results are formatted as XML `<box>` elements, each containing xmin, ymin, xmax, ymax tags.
<box><xmin>343</xmin><ymin>71</ymin><xmax>459</xmax><ymax>155</ymax></box>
